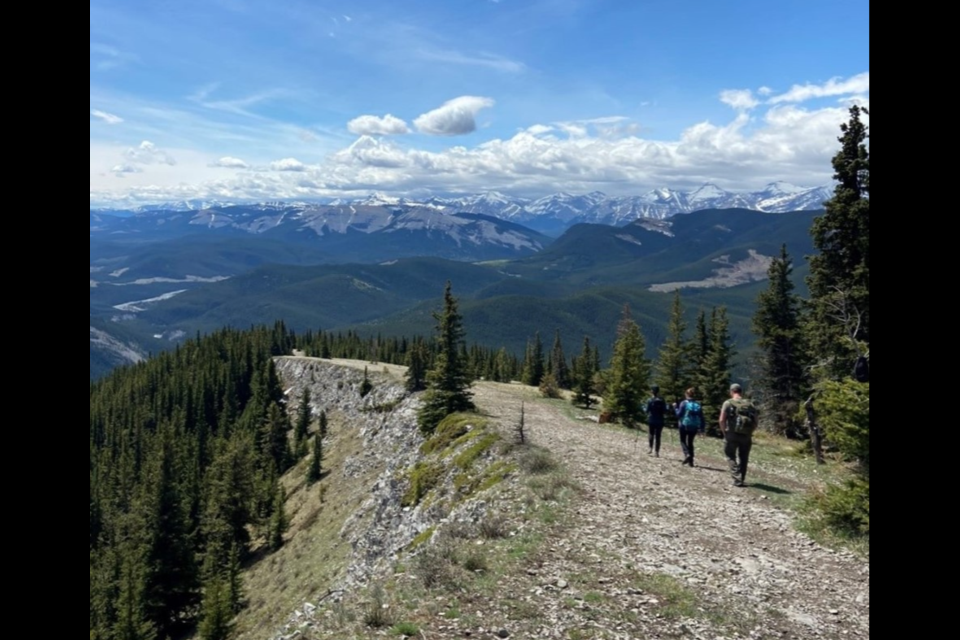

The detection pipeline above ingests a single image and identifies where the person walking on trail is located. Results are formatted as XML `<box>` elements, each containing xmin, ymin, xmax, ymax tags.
<box><xmin>675</xmin><ymin>387</ymin><xmax>704</xmax><ymax>467</ymax></box>
<box><xmin>644</xmin><ymin>385</ymin><xmax>667</xmax><ymax>457</ymax></box>
<box><xmin>719</xmin><ymin>383</ymin><xmax>759</xmax><ymax>487</ymax></box>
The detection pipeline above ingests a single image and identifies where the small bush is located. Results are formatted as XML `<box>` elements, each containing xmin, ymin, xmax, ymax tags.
<box><xmin>414</xmin><ymin>542</ymin><xmax>459</xmax><ymax>589</ymax></box>
<box><xmin>391</xmin><ymin>621</ymin><xmax>420</xmax><ymax>636</ymax></box>
<box><xmin>363</xmin><ymin>583</ymin><xmax>394</xmax><ymax>628</ymax></box>
<box><xmin>478</xmin><ymin>514</ymin><xmax>507</xmax><ymax>539</ymax></box>
<box><xmin>463</xmin><ymin>553</ymin><xmax>488</xmax><ymax>573</ymax></box>
<box><xmin>804</xmin><ymin>475</ymin><xmax>869</xmax><ymax>538</ymax></box>
<box><xmin>539</xmin><ymin>372</ymin><xmax>561</xmax><ymax>398</ymax></box>
<box><xmin>519</xmin><ymin>448</ymin><xmax>556</xmax><ymax>474</ymax></box>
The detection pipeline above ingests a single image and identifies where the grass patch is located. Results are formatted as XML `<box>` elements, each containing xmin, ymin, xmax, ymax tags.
<box><xmin>401</xmin><ymin>461</ymin><xmax>445</xmax><ymax>507</ymax></box>
<box><xmin>390</xmin><ymin>621</ymin><xmax>420</xmax><ymax>636</ymax></box>
<box><xmin>453</xmin><ymin>432</ymin><xmax>501</xmax><ymax>470</ymax></box>
<box><xmin>631</xmin><ymin>572</ymin><xmax>698</xmax><ymax>619</ymax></box>
<box><xmin>408</xmin><ymin>526</ymin><xmax>435</xmax><ymax>549</ymax></box>
<box><xmin>518</xmin><ymin>447</ymin><xmax>557</xmax><ymax>474</ymax></box>
<box><xmin>583</xmin><ymin>591</ymin><xmax>604</xmax><ymax>604</ymax></box>
<box><xmin>421</xmin><ymin>412</ymin><xmax>487</xmax><ymax>454</ymax></box>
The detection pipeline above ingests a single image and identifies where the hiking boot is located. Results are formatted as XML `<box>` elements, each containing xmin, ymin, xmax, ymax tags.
<box><xmin>733</xmin><ymin>479</ymin><xmax>745</xmax><ymax>487</ymax></box>
<box><xmin>655</xmin><ymin>451</ymin><xmax>659</xmax><ymax>458</ymax></box>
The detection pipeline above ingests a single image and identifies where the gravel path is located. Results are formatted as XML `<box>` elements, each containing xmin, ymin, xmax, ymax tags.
<box><xmin>470</xmin><ymin>381</ymin><xmax>869</xmax><ymax>640</ymax></box>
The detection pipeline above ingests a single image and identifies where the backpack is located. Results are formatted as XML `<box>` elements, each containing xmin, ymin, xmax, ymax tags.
<box><xmin>854</xmin><ymin>355</ymin><xmax>869</xmax><ymax>383</ymax></box>
<box><xmin>648</xmin><ymin>397</ymin><xmax>666</xmax><ymax>417</ymax></box>
<box><xmin>728</xmin><ymin>397</ymin><xmax>758</xmax><ymax>435</ymax></box>
<box><xmin>680</xmin><ymin>401</ymin><xmax>703</xmax><ymax>430</ymax></box>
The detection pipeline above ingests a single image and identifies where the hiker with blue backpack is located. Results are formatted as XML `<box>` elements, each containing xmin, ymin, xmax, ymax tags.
<box><xmin>675</xmin><ymin>387</ymin><xmax>704</xmax><ymax>466</ymax></box>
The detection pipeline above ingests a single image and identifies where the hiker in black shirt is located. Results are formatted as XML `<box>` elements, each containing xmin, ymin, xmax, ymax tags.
<box><xmin>644</xmin><ymin>385</ymin><xmax>667</xmax><ymax>457</ymax></box>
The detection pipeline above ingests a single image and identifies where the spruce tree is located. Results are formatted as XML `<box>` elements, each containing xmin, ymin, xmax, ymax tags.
<box><xmin>359</xmin><ymin>366</ymin><xmax>373</xmax><ymax>397</ymax></box>
<box><xmin>571</xmin><ymin>335</ymin><xmax>596</xmax><ymax>407</ymax></box>
<box><xmin>550</xmin><ymin>329</ymin><xmax>570</xmax><ymax>389</ymax></box>
<box><xmin>521</xmin><ymin>332</ymin><xmax>545</xmax><ymax>387</ymax></box>
<box><xmin>307</xmin><ymin>432</ymin><xmax>322</xmax><ymax>484</ymax></box>
<box><xmin>260</xmin><ymin>402</ymin><xmax>291</xmax><ymax>474</ymax></box>
<box><xmin>804</xmin><ymin>104</ymin><xmax>869</xmax><ymax>379</ymax></box>
<box><xmin>318</xmin><ymin>410</ymin><xmax>328</xmax><ymax>439</ymax></box>
<box><xmin>700</xmin><ymin>307</ymin><xmax>735</xmax><ymax>435</ymax></box>
<box><xmin>752</xmin><ymin>244</ymin><xmax>806</xmax><ymax>436</ymax></box>
<box><xmin>416</xmin><ymin>281</ymin><xmax>475</xmax><ymax>434</ymax></box>
<box><xmin>603</xmin><ymin>305</ymin><xmax>650</xmax><ymax>428</ymax></box>
<box><xmin>293</xmin><ymin>389</ymin><xmax>311</xmax><ymax>456</ymax></box>
<box><xmin>405</xmin><ymin>338</ymin><xmax>429</xmax><ymax>392</ymax></box>
<box><xmin>267</xmin><ymin>485</ymin><xmax>287</xmax><ymax>551</ymax></box>
<box><xmin>656</xmin><ymin>290</ymin><xmax>693</xmax><ymax>409</ymax></box>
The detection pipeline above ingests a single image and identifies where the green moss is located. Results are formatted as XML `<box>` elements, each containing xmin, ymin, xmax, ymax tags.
<box><xmin>402</xmin><ymin>461</ymin><xmax>445</xmax><ymax>507</ymax></box>
<box><xmin>453</xmin><ymin>432</ymin><xmax>500</xmax><ymax>470</ymax></box>
<box><xmin>421</xmin><ymin>413</ymin><xmax>486</xmax><ymax>454</ymax></box>
<box><xmin>408</xmin><ymin>526</ymin><xmax>436</xmax><ymax>549</ymax></box>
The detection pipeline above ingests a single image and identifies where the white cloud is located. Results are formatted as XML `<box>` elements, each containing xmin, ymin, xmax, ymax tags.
<box><xmin>91</xmin><ymin>109</ymin><xmax>123</xmax><ymax>124</ymax></box>
<box><xmin>111</xmin><ymin>163</ymin><xmax>142</xmax><ymax>176</ymax></box>
<box><xmin>768</xmin><ymin>72</ymin><xmax>869</xmax><ymax>104</ymax></box>
<box><xmin>413</xmin><ymin>96</ymin><xmax>495</xmax><ymax>136</ymax></box>
<box><xmin>415</xmin><ymin>48</ymin><xmax>525</xmax><ymax>73</ymax></box>
<box><xmin>125</xmin><ymin>140</ymin><xmax>176</xmax><ymax>165</ymax></box>
<box><xmin>90</xmin><ymin>92</ymin><xmax>869</xmax><ymax>206</ymax></box>
<box><xmin>719</xmin><ymin>89</ymin><xmax>759</xmax><ymax>110</ymax></box>
<box><xmin>757</xmin><ymin>86</ymin><xmax>773</xmax><ymax>96</ymax></box>
<box><xmin>270</xmin><ymin>158</ymin><xmax>307</xmax><ymax>171</ymax></box>
<box><xmin>347</xmin><ymin>114</ymin><xmax>410</xmax><ymax>136</ymax></box>
<box><xmin>211</xmin><ymin>156</ymin><xmax>249</xmax><ymax>168</ymax></box>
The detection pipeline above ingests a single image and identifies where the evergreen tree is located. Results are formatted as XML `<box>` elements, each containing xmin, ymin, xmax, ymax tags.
<box><xmin>571</xmin><ymin>336</ymin><xmax>596</xmax><ymax>407</ymax></box>
<box><xmin>417</xmin><ymin>282</ymin><xmax>475</xmax><ymax>433</ymax></box>
<box><xmin>656</xmin><ymin>290</ymin><xmax>693</xmax><ymax>410</ymax></box>
<box><xmin>752</xmin><ymin>244</ymin><xmax>806</xmax><ymax>436</ymax></box>
<box><xmin>405</xmin><ymin>338</ymin><xmax>429</xmax><ymax>392</ymax></box>
<box><xmin>267</xmin><ymin>485</ymin><xmax>288</xmax><ymax>551</ymax></box>
<box><xmin>550</xmin><ymin>329</ymin><xmax>570</xmax><ymax>389</ymax></box>
<box><xmin>260</xmin><ymin>402</ymin><xmax>292</xmax><ymax>474</ymax></box>
<box><xmin>804</xmin><ymin>104</ymin><xmax>870</xmax><ymax>379</ymax></box>
<box><xmin>521</xmin><ymin>332</ymin><xmax>545</xmax><ymax>387</ymax></box>
<box><xmin>359</xmin><ymin>366</ymin><xmax>373</xmax><ymax>397</ymax></box>
<box><xmin>198</xmin><ymin>575</ymin><xmax>234</xmax><ymax>640</ymax></box>
<box><xmin>699</xmin><ymin>307</ymin><xmax>735</xmax><ymax>435</ymax></box>
<box><xmin>307</xmin><ymin>432</ymin><xmax>322</xmax><ymax>484</ymax></box>
<box><xmin>603</xmin><ymin>305</ymin><xmax>650</xmax><ymax>428</ymax></box>
<box><xmin>293</xmin><ymin>389</ymin><xmax>311</xmax><ymax>456</ymax></box>
<box><xmin>319</xmin><ymin>410</ymin><xmax>328</xmax><ymax>439</ymax></box>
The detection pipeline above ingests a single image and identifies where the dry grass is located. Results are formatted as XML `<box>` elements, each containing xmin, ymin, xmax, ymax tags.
<box><xmin>226</xmin><ymin>411</ymin><xmax>383</xmax><ymax>640</ymax></box>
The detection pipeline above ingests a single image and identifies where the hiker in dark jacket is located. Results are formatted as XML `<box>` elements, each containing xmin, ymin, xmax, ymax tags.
<box><xmin>644</xmin><ymin>385</ymin><xmax>667</xmax><ymax>457</ymax></box>
<box><xmin>675</xmin><ymin>387</ymin><xmax>704</xmax><ymax>466</ymax></box>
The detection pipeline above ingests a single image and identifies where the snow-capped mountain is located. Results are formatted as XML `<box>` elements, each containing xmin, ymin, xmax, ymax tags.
<box><xmin>92</xmin><ymin>182</ymin><xmax>833</xmax><ymax>238</ymax></box>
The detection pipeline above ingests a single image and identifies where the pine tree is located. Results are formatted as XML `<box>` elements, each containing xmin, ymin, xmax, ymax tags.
<box><xmin>521</xmin><ymin>332</ymin><xmax>545</xmax><ymax>387</ymax></box>
<box><xmin>405</xmin><ymin>338</ymin><xmax>429</xmax><ymax>392</ymax></box>
<box><xmin>805</xmin><ymin>104</ymin><xmax>869</xmax><ymax>379</ymax></box>
<box><xmin>293</xmin><ymin>389</ymin><xmax>311</xmax><ymax>457</ymax></box>
<box><xmin>571</xmin><ymin>335</ymin><xmax>596</xmax><ymax>407</ymax></box>
<box><xmin>318</xmin><ymin>410</ymin><xmax>328</xmax><ymax>439</ymax></box>
<box><xmin>550</xmin><ymin>329</ymin><xmax>570</xmax><ymax>389</ymax></box>
<box><xmin>656</xmin><ymin>291</ymin><xmax>693</xmax><ymax>410</ymax></box>
<box><xmin>307</xmin><ymin>432</ymin><xmax>322</xmax><ymax>484</ymax></box>
<box><xmin>700</xmin><ymin>307</ymin><xmax>735</xmax><ymax>435</ymax></box>
<box><xmin>603</xmin><ymin>305</ymin><xmax>650</xmax><ymax>428</ymax></box>
<box><xmin>753</xmin><ymin>244</ymin><xmax>806</xmax><ymax>436</ymax></box>
<box><xmin>417</xmin><ymin>281</ymin><xmax>475</xmax><ymax>433</ymax></box>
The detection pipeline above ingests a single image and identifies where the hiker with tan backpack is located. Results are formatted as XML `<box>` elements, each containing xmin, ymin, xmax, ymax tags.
<box><xmin>718</xmin><ymin>383</ymin><xmax>758</xmax><ymax>487</ymax></box>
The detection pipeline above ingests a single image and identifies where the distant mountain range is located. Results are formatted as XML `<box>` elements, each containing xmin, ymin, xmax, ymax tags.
<box><xmin>92</xmin><ymin>181</ymin><xmax>831</xmax><ymax>236</ymax></box>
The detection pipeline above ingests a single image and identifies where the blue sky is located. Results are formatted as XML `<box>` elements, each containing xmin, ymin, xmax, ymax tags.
<box><xmin>90</xmin><ymin>0</ymin><xmax>869</xmax><ymax>206</ymax></box>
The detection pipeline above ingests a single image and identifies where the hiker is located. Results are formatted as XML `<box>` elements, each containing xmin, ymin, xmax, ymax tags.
<box><xmin>675</xmin><ymin>387</ymin><xmax>704</xmax><ymax>466</ymax></box>
<box><xmin>719</xmin><ymin>383</ymin><xmax>759</xmax><ymax>487</ymax></box>
<box><xmin>644</xmin><ymin>385</ymin><xmax>667</xmax><ymax>457</ymax></box>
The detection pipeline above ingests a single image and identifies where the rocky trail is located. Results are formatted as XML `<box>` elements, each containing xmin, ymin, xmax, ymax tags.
<box><xmin>275</xmin><ymin>358</ymin><xmax>868</xmax><ymax>640</ymax></box>
<box><xmin>462</xmin><ymin>381</ymin><xmax>869</xmax><ymax>640</ymax></box>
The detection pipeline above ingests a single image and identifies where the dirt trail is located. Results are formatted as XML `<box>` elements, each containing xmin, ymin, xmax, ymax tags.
<box><xmin>471</xmin><ymin>380</ymin><xmax>869</xmax><ymax>640</ymax></box>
